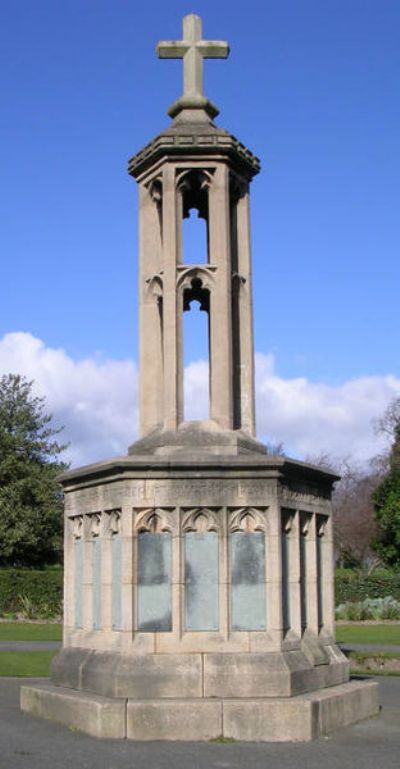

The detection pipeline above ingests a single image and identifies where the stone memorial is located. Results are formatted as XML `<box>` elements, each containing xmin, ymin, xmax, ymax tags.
<box><xmin>21</xmin><ymin>14</ymin><xmax>379</xmax><ymax>741</ymax></box>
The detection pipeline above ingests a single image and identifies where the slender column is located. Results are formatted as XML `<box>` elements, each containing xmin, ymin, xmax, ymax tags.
<box><xmin>317</xmin><ymin>514</ymin><xmax>334</xmax><ymax>637</ymax></box>
<box><xmin>121</xmin><ymin>506</ymin><xmax>134</xmax><ymax>635</ymax></box>
<box><xmin>208</xmin><ymin>164</ymin><xmax>233</xmax><ymax>429</ymax></box>
<box><xmin>289</xmin><ymin>510</ymin><xmax>302</xmax><ymax>638</ymax></box>
<box><xmin>281</xmin><ymin>512</ymin><xmax>291</xmax><ymax>634</ymax></box>
<box><xmin>235</xmin><ymin>186</ymin><xmax>256</xmax><ymax>434</ymax></box>
<box><xmin>139</xmin><ymin>182</ymin><xmax>163</xmax><ymax>435</ymax></box>
<box><xmin>323</xmin><ymin>515</ymin><xmax>335</xmax><ymax>638</ymax></box>
<box><xmin>299</xmin><ymin>512</ymin><xmax>310</xmax><ymax>634</ymax></box>
<box><xmin>82</xmin><ymin>516</ymin><xmax>93</xmax><ymax>631</ymax></box>
<box><xmin>266</xmin><ymin>498</ymin><xmax>283</xmax><ymax>647</ymax></box>
<box><xmin>64</xmin><ymin>515</ymin><xmax>76</xmax><ymax>633</ymax></box>
<box><xmin>304</xmin><ymin>514</ymin><xmax>319</xmax><ymax>635</ymax></box>
<box><xmin>162</xmin><ymin>165</ymin><xmax>182</xmax><ymax>429</ymax></box>
<box><xmin>100</xmin><ymin>514</ymin><xmax>113</xmax><ymax>632</ymax></box>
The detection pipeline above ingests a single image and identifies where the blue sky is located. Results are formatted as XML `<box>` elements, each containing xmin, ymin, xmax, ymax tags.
<box><xmin>1</xmin><ymin>1</ymin><xmax>399</xmax><ymax>464</ymax></box>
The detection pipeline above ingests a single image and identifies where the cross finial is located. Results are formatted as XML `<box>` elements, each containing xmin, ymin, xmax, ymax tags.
<box><xmin>157</xmin><ymin>14</ymin><xmax>229</xmax><ymax>119</ymax></box>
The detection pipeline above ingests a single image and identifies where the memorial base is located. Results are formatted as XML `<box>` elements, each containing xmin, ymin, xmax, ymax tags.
<box><xmin>20</xmin><ymin>449</ymin><xmax>380</xmax><ymax>741</ymax></box>
<box><xmin>21</xmin><ymin>679</ymin><xmax>379</xmax><ymax>741</ymax></box>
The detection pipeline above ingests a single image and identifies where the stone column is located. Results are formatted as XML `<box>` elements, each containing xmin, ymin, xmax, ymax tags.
<box><xmin>82</xmin><ymin>515</ymin><xmax>94</xmax><ymax>631</ymax></box>
<box><xmin>288</xmin><ymin>510</ymin><xmax>302</xmax><ymax>639</ymax></box>
<box><xmin>162</xmin><ymin>165</ymin><xmax>183</xmax><ymax>429</ymax></box>
<box><xmin>235</xmin><ymin>184</ymin><xmax>256</xmax><ymax>435</ymax></box>
<box><xmin>121</xmin><ymin>506</ymin><xmax>134</xmax><ymax>639</ymax></box>
<box><xmin>138</xmin><ymin>180</ymin><xmax>163</xmax><ymax>436</ymax></box>
<box><xmin>101</xmin><ymin>514</ymin><xmax>113</xmax><ymax>633</ymax></box>
<box><xmin>266</xmin><ymin>499</ymin><xmax>283</xmax><ymax>649</ymax></box>
<box><xmin>208</xmin><ymin>164</ymin><xmax>233</xmax><ymax>429</ymax></box>
<box><xmin>63</xmin><ymin>515</ymin><xmax>75</xmax><ymax>636</ymax></box>
<box><xmin>323</xmin><ymin>515</ymin><xmax>335</xmax><ymax>639</ymax></box>
<box><xmin>304</xmin><ymin>514</ymin><xmax>319</xmax><ymax>635</ymax></box>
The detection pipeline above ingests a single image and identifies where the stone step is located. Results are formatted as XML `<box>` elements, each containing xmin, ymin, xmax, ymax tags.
<box><xmin>21</xmin><ymin>679</ymin><xmax>379</xmax><ymax>742</ymax></box>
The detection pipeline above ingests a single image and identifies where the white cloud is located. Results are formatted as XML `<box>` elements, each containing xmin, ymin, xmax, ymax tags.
<box><xmin>0</xmin><ymin>332</ymin><xmax>138</xmax><ymax>467</ymax></box>
<box><xmin>255</xmin><ymin>352</ymin><xmax>400</xmax><ymax>463</ymax></box>
<box><xmin>0</xmin><ymin>332</ymin><xmax>399</xmax><ymax>468</ymax></box>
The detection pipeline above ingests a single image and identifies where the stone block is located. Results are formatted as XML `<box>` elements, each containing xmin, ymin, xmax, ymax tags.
<box><xmin>316</xmin><ymin>679</ymin><xmax>380</xmax><ymax>734</ymax></box>
<box><xmin>50</xmin><ymin>647</ymin><xmax>91</xmax><ymax>689</ymax></box>
<box><xmin>20</xmin><ymin>684</ymin><xmax>126</xmax><ymax>739</ymax></box>
<box><xmin>301</xmin><ymin>631</ymin><xmax>330</xmax><ymax>666</ymax></box>
<box><xmin>127</xmin><ymin>699</ymin><xmax>222</xmax><ymax>740</ymax></box>
<box><xmin>322</xmin><ymin>644</ymin><xmax>350</xmax><ymax>687</ymax></box>
<box><xmin>203</xmin><ymin>651</ymin><xmax>316</xmax><ymax>698</ymax></box>
<box><xmin>80</xmin><ymin>650</ymin><xmax>202</xmax><ymax>699</ymax></box>
<box><xmin>223</xmin><ymin>679</ymin><xmax>380</xmax><ymax>741</ymax></box>
<box><xmin>223</xmin><ymin>698</ymin><xmax>317</xmax><ymax>741</ymax></box>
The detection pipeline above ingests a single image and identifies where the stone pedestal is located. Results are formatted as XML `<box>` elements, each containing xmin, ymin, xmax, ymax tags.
<box><xmin>21</xmin><ymin>449</ymin><xmax>379</xmax><ymax>740</ymax></box>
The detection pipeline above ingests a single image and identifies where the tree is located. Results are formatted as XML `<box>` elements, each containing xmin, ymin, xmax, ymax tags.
<box><xmin>305</xmin><ymin>453</ymin><xmax>382</xmax><ymax>568</ymax></box>
<box><xmin>333</xmin><ymin>460</ymin><xmax>381</xmax><ymax>568</ymax></box>
<box><xmin>373</xmin><ymin>402</ymin><xmax>400</xmax><ymax>568</ymax></box>
<box><xmin>0</xmin><ymin>374</ymin><xmax>68</xmax><ymax>567</ymax></box>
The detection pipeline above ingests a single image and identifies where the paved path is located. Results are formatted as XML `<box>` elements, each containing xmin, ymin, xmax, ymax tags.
<box><xmin>0</xmin><ymin>676</ymin><xmax>399</xmax><ymax>769</ymax></box>
<box><xmin>339</xmin><ymin>643</ymin><xmax>400</xmax><ymax>654</ymax></box>
<box><xmin>0</xmin><ymin>642</ymin><xmax>61</xmax><ymax>652</ymax></box>
<box><xmin>2</xmin><ymin>640</ymin><xmax>400</xmax><ymax>653</ymax></box>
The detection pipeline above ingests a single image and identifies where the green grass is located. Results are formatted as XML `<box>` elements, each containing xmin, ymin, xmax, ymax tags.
<box><xmin>349</xmin><ymin>650</ymin><xmax>400</xmax><ymax>662</ymax></box>
<box><xmin>0</xmin><ymin>623</ymin><xmax>62</xmax><ymax>642</ymax></box>
<box><xmin>351</xmin><ymin>669</ymin><xmax>400</xmax><ymax>677</ymax></box>
<box><xmin>336</xmin><ymin>623</ymin><xmax>400</xmax><ymax>645</ymax></box>
<box><xmin>0</xmin><ymin>651</ymin><xmax>57</xmax><ymax>677</ymax></box>
<box><xmin>349</xmin><ymin>651</ymin><xmax>400</xmax><ymax>677</ymax></box>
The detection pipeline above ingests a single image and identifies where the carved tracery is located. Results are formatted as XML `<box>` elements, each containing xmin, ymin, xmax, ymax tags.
<box><xmin>134</xmin><ymin>507</ymin><xmax>176</xmax><ymax>534</ymax></box>
<box><xmin>87</xmin><ymin>512</ymin><xmax>101</xmax><ymax>538</ymax></box>
<box><xmin>182</xmin><ymin>507</ymin><xmax>220</xmax><ymax>533</ymax></box>
<box><xmin>71</xmin><ymin>516</ymin><xmax>83</xmax><ymax>539</ymax></box>
<box><xmin>228</xmin><ymin>507</ymin><xmax>267</xmax><ymax>532</ymax></box>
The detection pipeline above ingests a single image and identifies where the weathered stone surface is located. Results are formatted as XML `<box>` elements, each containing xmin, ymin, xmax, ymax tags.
<box><xmin>316</xmin><ymin>679</ymin><xmax>380</xmax><ymax>734</ymax></box>
<box><xmin>224</xmin><ymin>697</ymin><xmax>317</xmax><ymax>741</ymax></box>
<box><xmin>21</xmin><ymin>679</ymin><xmax>378</xmax><ymax>742</ymax></box>
<box><xmin>53</xmin><ymin>648</ymin><xmax>203</xmax><ymax>699</ymax></box>
<box><xmin>21</xmin><ymin>14</ymin><xmax>380</xmax><ymax>746</ymax></box>
<box><xmin>203</xmin><ymin>651</ymin><xmax>317</xmax><ymax>698</ymax></box>
<box><xmin>223</xmin><ymin>680</ymin><xmax>380</xmax><ymax>741</ymax></box>
<box><xmin>51</xmin><ymin>646</ymin><xmax>92</xmax><ymax>690</ymax></box>
<box><xmin>20</xmin><ymin>684</ymin><xmax>126</xmax><ymax>739</ymax></box>
<box><xmin>127</xmin><ymin>699</ymin><xmax>222</xmax><ymax>741</ymax></box>
<box><xmin>301</xmin><ymin>630</ymin><xmax>330</xmax><ymax>666</ymax></box>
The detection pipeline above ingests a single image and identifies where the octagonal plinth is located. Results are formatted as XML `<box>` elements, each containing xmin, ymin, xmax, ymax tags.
<box><xmin>21</xmin><ymin>451</ymin><xmax>379</xmax><ymax>739</ymax></box>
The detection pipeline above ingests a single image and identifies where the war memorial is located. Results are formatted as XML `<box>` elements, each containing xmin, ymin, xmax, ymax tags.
<box><xmin>21</xmin><ymin>15</ymin><xmax>379</xmax><ymax>741</ymax></box>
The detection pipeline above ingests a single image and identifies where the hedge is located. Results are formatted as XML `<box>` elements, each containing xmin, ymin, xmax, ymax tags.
<box><xmin>1</xmin><ymin>567</ymin><xmax>400</xmax><ymax>619</ymax></box>
<box><xmin>0</xmin><ymin>569</ymin><xmax>63</xmax><ymax>617</ymax></box>
<box><xmin>335</xmin><ymin>570</ymin><xmax>400</xmax><ymax>605</ymax></box>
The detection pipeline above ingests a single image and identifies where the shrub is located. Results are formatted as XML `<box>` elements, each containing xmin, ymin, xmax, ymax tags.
<box><xmin>336</xmin><ymin>596</ymin><xmax>400</xmax><ymax>621</ymax></box>
<box><xmin>0</xmin><ymin>569</ymin><xmax>63</xmax><ymax>619</ymax></box>
<box><xmin>335</xmin><ymin>570</ymin><xmax>400</xmax><ymax>604</ymax></box>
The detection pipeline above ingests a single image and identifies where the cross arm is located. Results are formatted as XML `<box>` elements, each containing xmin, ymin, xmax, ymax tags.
<box><xmin>157</xmin><ymin>42</ymin><xmax>189</xmax><ymax>58</ymax></box>
<box><xmin>197</xmin><ymin>41</ymin><xmax>229</xmax><ymax>59</ymax></box>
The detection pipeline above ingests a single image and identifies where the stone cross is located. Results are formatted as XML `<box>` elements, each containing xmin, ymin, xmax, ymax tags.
<box><xmin>157</xmin><ymin>14</ymin><xmax>229</xmax><ymax>104</ymax></box>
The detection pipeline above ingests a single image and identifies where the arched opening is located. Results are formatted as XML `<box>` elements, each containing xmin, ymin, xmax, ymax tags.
<box><xmin>183</xmin><ymin>208</ymin><xmax>208</xmax><ymax>264</ymax></box>
<box><xmin>179</xmin><ymin>169</ymin><xmax>210</xmax><ymax>265</ymax></box>
<box><xmin>183</xmin><ymin>278</ymin><xmax>210</xmax><ymax>421</ymax></box>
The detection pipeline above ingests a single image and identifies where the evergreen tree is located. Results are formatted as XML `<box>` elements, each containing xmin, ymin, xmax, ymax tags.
<box><xmin>0</xmin><ymin>374</ymin><xmax>68</xmax><ymax>566</ymax></box>
<box><xmin>373</xmin><ymin>408</ymin><xmax>400</xmax><ymax>568</ymax></box>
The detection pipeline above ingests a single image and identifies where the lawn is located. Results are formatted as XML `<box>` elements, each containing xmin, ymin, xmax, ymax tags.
<box><xmin>0</xmin><ymin>651</ymin><xmax>57</xmax><ymax>677</ymax></box>
<box><xmin>0</xmin><ymin>623</ymin><xmax>62</xmax><ymax>642</ymax></box>
<box><xmin>336</xmin><ymin>623</ymin><xmax>400</xmax><ymax>645</ymax></box>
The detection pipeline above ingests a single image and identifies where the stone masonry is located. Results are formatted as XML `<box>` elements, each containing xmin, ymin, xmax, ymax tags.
<box><xmin>21</xmin><ymin>14</ymin><xmax>379</xmax><ymax>741</ymax></box>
